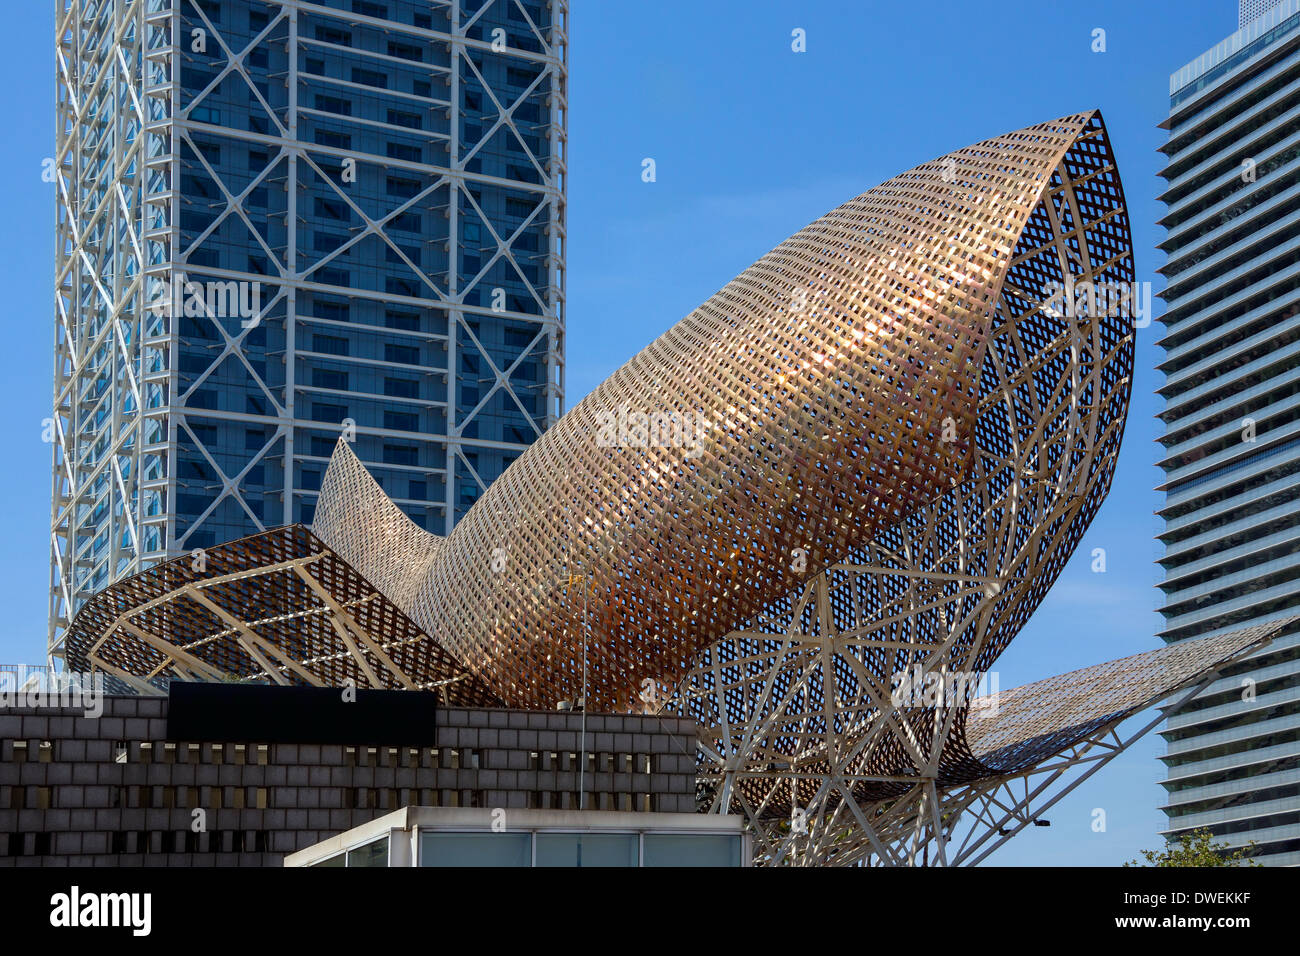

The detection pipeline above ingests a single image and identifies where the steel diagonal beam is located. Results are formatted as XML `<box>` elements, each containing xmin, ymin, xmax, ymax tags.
<box><xmin>291</xmin><ymin>565</ymin><xmax>417</xmax><ymax>691</ymax></box>
<box><xmin>108</xmin><ymin>619</ymin><xmax>235</xmax><ymax>683</ymax></box>
<box><xmin>184</xmin><ymin>587</ymin><xmax>321</xmax><ymax>687</ymax></box>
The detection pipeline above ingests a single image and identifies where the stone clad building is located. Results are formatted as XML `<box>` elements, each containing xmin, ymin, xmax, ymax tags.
<box><xmin>0</xmin><ymin>694</ymin><xmax>696</xmax><ymax>866</ymax></box>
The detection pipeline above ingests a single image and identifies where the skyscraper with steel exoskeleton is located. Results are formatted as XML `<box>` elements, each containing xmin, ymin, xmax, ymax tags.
<box><xmin>1156</xmin><ymin>0</ymin><xmax>1300</xmax><ymax>865</ymax></box>
<box><xmin>50</xmin><ymin>0</ymin><xmax>568</xmax><ymax>661</ymax></box>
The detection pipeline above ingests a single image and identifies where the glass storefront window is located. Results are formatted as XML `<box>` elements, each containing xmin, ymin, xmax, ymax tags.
<box><xmin>642</xmin><ymin>834</ymin><xmax>742</xmax><ymax>867</ymax></box>
<box><xmin>419</xmin><ymin>832</ymin><xmax>532</xmax><ymax>867</ymax></box>
<box><xmin>535</xmin><ymin>832</ymin><xmax>638</xmax><ymax>867</ymax></box>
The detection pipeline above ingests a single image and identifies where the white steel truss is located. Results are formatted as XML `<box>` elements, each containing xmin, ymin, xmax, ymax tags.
<box><xmin>664</xmin><ymin>130</ymin><xmax>1141</xmax><ymax>864</ymax></box>
<box><xmin>785</xmin><ymin>649</ymin><xmax>1257</xmax><ymax>867</ymax></box>
<box><xmin>673</xmin><ymin>567</ymin><xmax>1273</xmax><ymax>867</ymax></box>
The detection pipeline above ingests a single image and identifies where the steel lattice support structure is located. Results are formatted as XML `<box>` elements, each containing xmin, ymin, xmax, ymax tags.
<box><xmin>50</xmin><ymin>0</ymin><xmax>568</xmax><ymax>664</ymax></box>
<box><xmin>689</xmin><ymin>599</ymin><xmax>1287</xmax><ymax>866</ymax></box>
<box><xmin>668</xmin><ymin>114</ymin><xmax>1139</xmax><ymax>850</ymax></box>
<box><xmin>52</xmin><ymin>0</ymin><xmax>171</xmax><ymax>665</ymax></box>
<box><xmin>848</xmin><ymin>625</ymin><xmax>1283</xmax><ymax>868</ymax></box>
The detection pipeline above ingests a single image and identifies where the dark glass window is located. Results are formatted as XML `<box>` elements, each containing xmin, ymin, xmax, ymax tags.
<box><xmin>312</xmin><ymin>334</ymin><xmax>349</xmax><ymax>356</ymax></box>
<box><xmin>384</xmin><ymin>410</ymin><xmax>419</xmax><ymax>432</ymax></box>
<box><xmin>383</xmin><ymin>444</ymin><xmax>418</xmax><ymax>466</ymax></box>
<box><xmin>313</xmin><ymin>130</ymin><xmax>351</xmax><ymax>149</ymax></box>
<box><xmin>315</xmin><ymin>26</ymin><xmax>351</xmax><ymax>45</ymax></box>
<box><xmin>386</xmin><ymin>176</ymin><xmax>420</xmax><ymax>198</ymax></box>
<box><xmin>387</xmin><ymin>109</ymin><xmax>422</xmax><ymax>129</ymax></box>
<box><xmin>388</xmin><ymin>41</ymin><xmax>423</xmax><ymax>61</ymax></box>
<box><xmin>387</xmin><ymin>142</ymin><xmax>421</xmax><ymax>162</ymax></box>
<box><xmin>315</xmin><ymin>301</ymin><xmax>349</xmax><ymax>322</ymax></box>
<box><xmin>385</xmin><ymin>344</ymin><xmax>420</xmax><ymax>365</ymax></box>
<box><xmin>384</xmin><ymin>377</ymin><xmax>420</xmax><ymax>398</ymax></box>
<box><xmin>313</xmin><ymin>368</ymin><xmax>349</xmax><ymax>390</ymax></box>
<box><xmin>352</xmin><ymin>68</ymin><xmax>387</xmax><ymax>89</ymax></box>
<box><xmin>312</xmin><ymin>403</ymin><xmax>347</xmax><ymax>423</ymax></box>
<box><xmin>384</xmin><ymin>310</ymin><xmax>420</xmax><ymax>330</ymax></box>
<box><xmin>315</xmin><ymin>197</ymin><xmax>348</xmax><ymax>220</ymax></box>
<box><xmin>315</xmin><ymin>95</ymin><xmax>351</xmax><ymax>116</ymax></box>
<box><xmin>386</xmin><ymin>243</ymin><xmax>422</xmax><ymax>265</ymax></box>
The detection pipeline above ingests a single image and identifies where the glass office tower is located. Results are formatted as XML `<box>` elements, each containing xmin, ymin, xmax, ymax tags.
<box><xmin>50</xmin><ymin>0</ymin><xmax>568</xmax><ymax>660</ymax></box>
<box><xmin>1155</xmin><ymin>0</ymin><xmax>1300</xmax><ymax>864</ymax></box>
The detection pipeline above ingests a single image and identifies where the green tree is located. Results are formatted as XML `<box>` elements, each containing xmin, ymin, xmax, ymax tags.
<box><xmin>1125</xmin><ymin>828</ymin><xmax>1258</xmax><ymax>867</ymax></box>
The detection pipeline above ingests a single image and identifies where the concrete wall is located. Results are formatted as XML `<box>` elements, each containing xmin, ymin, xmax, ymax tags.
<box><xmin>0</xmin><ymin>697</ymin><xmax>697</xmax><ymax>866</ymax></box>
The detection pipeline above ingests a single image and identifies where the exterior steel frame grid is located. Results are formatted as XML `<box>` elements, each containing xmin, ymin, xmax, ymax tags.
<box><xmin>50</xmin><ymin>0</ymin><xmax>568</xmax><ymax>663</ymax></box>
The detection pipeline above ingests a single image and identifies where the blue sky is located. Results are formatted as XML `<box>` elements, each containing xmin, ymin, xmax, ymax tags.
<box><xmin>0</xmin><ymin>0</ymin><xmax>1249</xmax><ymax>864</ymax></box>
